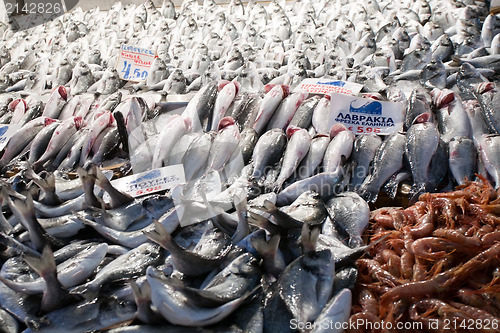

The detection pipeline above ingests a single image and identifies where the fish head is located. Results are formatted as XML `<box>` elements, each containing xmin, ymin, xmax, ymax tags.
<box><xmin>8</xmin><ymin>98</ymin><xmax>27</xmax><ymax>111</ymax></box>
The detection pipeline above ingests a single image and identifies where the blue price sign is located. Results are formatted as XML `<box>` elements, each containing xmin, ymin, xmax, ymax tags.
<box><xmin>116</xmin><ymin>44</ymin><xmax>155</xmax><ymax>82</ymax></box>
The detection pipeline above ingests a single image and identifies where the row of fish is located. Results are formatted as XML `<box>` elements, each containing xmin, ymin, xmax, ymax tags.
<box><xmin>0</xmin><ymin>0</ymin><xmax>498</xmax><ymax>97</ymax></box>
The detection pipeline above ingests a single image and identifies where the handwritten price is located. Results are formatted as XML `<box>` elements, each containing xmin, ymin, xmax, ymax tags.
<box><xmin>348</xmin><ymin>126</ymin><xmax>381</xmax><ymax>134</ymax></box>
<box><xmin>121</xmin><ymin>61</ymin><xmax>149</xmax><ymax>81</ymax></box>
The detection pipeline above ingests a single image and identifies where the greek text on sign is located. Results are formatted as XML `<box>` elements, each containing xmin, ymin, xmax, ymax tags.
<box><xmin>116</xmin><ymin>44</ymin><xmax>155</xmax><ymax>82</ymax></box>
<box><xmin>108</xmin><ymin>164</ymin><xmax>186</xmax><ymax>198</ymax></box>
<box><xmin>294</xmin><ymin>79</ymin><xmax>363</xmax><ymax>96</ymax></box>
<box><xmin>330</xmin><ymin>93</ymin><xmax>404</xmax><ymax>135</ymax></box>
<box><xmin>0</xmin><ymin>124</ymin><xmax>21</xmax><ymax>151</ymax></box>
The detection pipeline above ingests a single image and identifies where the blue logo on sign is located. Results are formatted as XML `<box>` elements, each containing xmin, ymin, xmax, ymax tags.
<box><xmin>319</xmin><ymin>81</ymin><xmax>345</xmax><ymax>87</ymax></box>
<box><xmin>0</xmin><ymin>127</ymin><xmax>8</xmax><ymax>136</ymax></box>
<box><xmin>349</xmin><ymin>100</ymin><xmax>382</xmax><ymax>115</ymax></box>
<box><xmin>129</xmin><ymin>170</ymin><xmax>161</xmax><ymax>184</ymax></box>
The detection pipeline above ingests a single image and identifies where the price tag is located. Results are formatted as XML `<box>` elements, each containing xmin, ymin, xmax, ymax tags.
<box><xmin>294</xmin><ymin>79</ymin><xmax>363</xmax><ymax>96</ymax></box>
<box><xmin>107</xmin><ymin>164</ymin><xmax>186</xmax><ymax>199</ymax></box>
<box><xmin>330</xmin><ymin>93</ymin><xmax>404</xmax><ymax>135</ymax></box>
<box><xmin>116</xmin><ymin>44</ymin><xmax>155</xmax><ymax>82</ymax></box>
<box><xmin>0</xmin><ymin>124</ymin><xmax>21</xmax><ymax>151</ymax></box>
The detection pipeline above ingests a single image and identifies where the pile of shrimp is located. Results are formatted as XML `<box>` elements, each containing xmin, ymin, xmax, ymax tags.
<box><xmin>348</xmin><ymin>176</ymin><xmax>500</xmax><ymax>333</ymax></box>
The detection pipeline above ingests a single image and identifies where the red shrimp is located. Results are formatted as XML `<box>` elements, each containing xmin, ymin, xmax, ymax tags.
<box><xmin>358</xmin><ymin>288</ymin><xmax>379</xmax><ymax>315</ymax></box>
<box><xmin>432</xmin><ymin>228</ymin><xmax>482</xmax><ymax>247</ymax></box>
<box><xmin>400</xmin><ymin>251</ymin><xmax>414</xmax><ymax>280</ymax></box>
<box><xmin>346</xmin><ymin>312</ymin><xmax>382</xmax><ymax>333</ymax></box>
<box><xmin>379</xmin><ymin>271</ymin><xmax>453</xmax><ymax>317</ymax></box>
<box><xmin>358</xmin><ymin>259</ymin><xmax>402</xmax><ymax>287</ymax></box>
<box><xmin>381</xmin><ymin>249</ymin><xmax>401</xmax><ymax>277</ymax></box>
<box><xmin>408</xmin><ymin>211</ymin><xmax>435</xmax><ymax>238</ymax></box>
<box><xmin>411</xmin><ymin>237</ymin><xmax>460</xmax><ymax>261</ymax></box>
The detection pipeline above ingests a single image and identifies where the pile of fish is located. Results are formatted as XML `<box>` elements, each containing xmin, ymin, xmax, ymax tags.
<box><xmin>349</xmin><ymin>178</ymin><xmax>500</xmax><ymax>332</ymax></box>
<box><xmin>0</xmin><ymin>159</ymin><xmax>371</xmax><ymax>332</ymax></box>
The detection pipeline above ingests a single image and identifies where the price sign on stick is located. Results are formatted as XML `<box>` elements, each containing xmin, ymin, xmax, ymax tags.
<box><xmin>116</xmin><ymin>44</ymin><xmax>155</xmax><ymax>82</ymax></box>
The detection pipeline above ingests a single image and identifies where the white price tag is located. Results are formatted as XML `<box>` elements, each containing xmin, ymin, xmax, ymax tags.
<box><xmin>330</xmin><ymin>93</ymin><xmax>404</xmax><ymax>135</ymax></box>
<box><xmin>108</xmin><ymin>164</ymin><xmax>186</xmax><ymax>198</ymax></box>
<box><xmin>294</xmin><ymin>79</ymin><xmax>363</xmax><ymax>95</ymax></box>
<box><xmin>0</xmin><ymin>124</ymin><xmax>21</xmax><ymax>151</ymax></box>
<box><xmin>116</xmin><ymin>44</ymin><xmax>155</xmax><ymax>82</ymax></box>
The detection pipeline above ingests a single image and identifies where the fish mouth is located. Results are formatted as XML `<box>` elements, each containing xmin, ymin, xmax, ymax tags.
<box><xmin>58</xmin><ymin>86</ymin><xmax>68</xmax><ymax>101</ymax></box>
<box><xmin>431</xmin><ymin>88</ymin><xmax>454</xmax><ymax>108</ymax></box>
<box><xmin>474</xmin><ymin>82</ymin><xmax>496</xmax><ymax>95</ymax></box>
<box><xmin>218</xmin><ymin>116</ymin><xmax>235</xmax><ymax>130</ymax></box>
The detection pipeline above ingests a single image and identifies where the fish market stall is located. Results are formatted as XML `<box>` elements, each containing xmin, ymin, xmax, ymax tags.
<box><xmin>0</xmin><ymin>0</ymin><xmax>498</xmax><ymax>332</ymax></box>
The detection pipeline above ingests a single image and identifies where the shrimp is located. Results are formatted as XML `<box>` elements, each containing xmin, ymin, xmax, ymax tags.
<box><xmin>346</xmin><ymin>312</ymin><xmax>382</xmax><ymax>333</ymax></box>
<box><xmin>411</xmin><ymin>237</ymin><xmax>459</xmax><ymax>261</ymax></box>
<box><xmin>432</xmin><ymin>197</ymin><xmax>458</xmax><ymax>228</ymax></box>
<box><xmin>379</xmin><ymin>271</ymin><xmax>453</xmax><ymax>317</ymax></box>
<box><xmin>400</xmin><ymin>251</ymin><xmax>414</xmax><ymax>280</ymax></box>
<box><xmin>451</xmin><ymin>242</ymin><xmax>500</xmax><ymax>286</ymax></box>
<box><xmin>358</xmin><ymin>259</ymin><xmax>402</xmax><ymax>287</ymax></box>
<box><xmin>409</xmin><ymin>299</ymin><xmax>471</xmax><ymax>333</ymax></box>
<box><xmin>381</xmin><ymin>249</ymin><xmax>401</xmax><ymax>277</ymax></box>
<box><xmin>371</xmin><ymin>207</ymin><xmax>397</xmax><ymax>229</ymax></box>
<box><xmin>358</xmin><ymin>288</ymin><xmax>379</xmax><ymax>315</ymax></box>
<box><xmin>408</xmin><ymin>211</ymin><xmax>435</xmax><ymax>238</ymax></box>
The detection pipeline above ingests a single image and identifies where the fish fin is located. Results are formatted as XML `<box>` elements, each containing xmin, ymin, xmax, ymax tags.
<box><xmin>300</xmin><ymin>222</ymin><xmax>320</xmax><ymax>255</ymax></box>
<box><xmin>23</xmin><ymin>245</ymin><xmax>56</xmax><ymax>275</ymax></box>
<box><xmin>247</xmin><ymin>211</ymin><xmax>280</xmax><ymax>234</ymax></box>
<box><xmin>409</xmin><ymin>183</ymin><xmax>428</xmax><ymax>204</ymax></box>
<box><xmin>77</xmin><ymin>166</ymin><xmax>102</xmax><ymax>209</ymax></box>
<box><xmin>0</xmin><ymin>195</ymin><xmax>12</xmax><ymax>234</ymax></box>
<box><xmin>130</xmin><ymin>279</ymin><xmax>163</xmax><ymax>324</ymax></box>
<box><xmin>263</xmin><ymin>200</ymin><xmax>278</xmax><ymax>213</ymax></box>
<box><xmin>25</xmin><ymin>166</ymin><xmax>61</xmax><ymax>206</ymax></box>
<box><xmin>251</xmin><ymin>234</ymin><xmax>280</xmax><ymax>258</ymax></box>
<box><xmin>90</xmin><ymin>163</ymin><xmax>134</xmax><ymax>208</ymax></box>
<box><xmin>232</xmin><ymin>189</ymin><xmax>249</xmax><ymax>244</ymax></box>
<box><xmin>24</xmin><ymin>245</ymin><xmax>80</xmax><ymax>313</ymax></box>
<box><xmin>9</xmin><ymin>194</ymin><xmax>63</xmax><ymax>251</ymax></box>
<box><xmin>143</xmin><ymin>219</ymin><xmax>173</xmax><ymax>250</ymax></box>
<box><xmin>358</xmin><ymin>183</ymin><xmax>379</xmax><ymax>203</ymax></box>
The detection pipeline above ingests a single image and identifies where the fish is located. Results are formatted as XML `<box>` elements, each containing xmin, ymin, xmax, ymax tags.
<box><xmin>274</xmin><ymin>127</ymin><xmax>310</xmax><ymax>191</ymax></box>
<box><xmin>251</xmin><ymin>128</ymin><xmax>287</xmax><ymax>181</ymax></box>
<box><xmin>449</xmin><ymin>136</ymin><xmax>477</xmax><ymax>185</ymax></box>
<box><xmin>326</xmin><ymin>192</ymin><xmax>370</xmax><ymax>248</ymax></box>
<box><xmin>405</xmin><ymin>113</ymin><xmax>440</xmax><ymax>201</ymax></box>
<box><xmin>152</xmin><ymin>115</ymin><xmax>191</xmax><ymax>169</ymax></box>
<box><xmin>358</xmin><ymin>132</ymin><xmax>406</xmax><ymax>203</ymax></box>
<box><xmin>347</xmin><ymin>134</ymin><xmax>382</xmax><ymax>191</ymax></box>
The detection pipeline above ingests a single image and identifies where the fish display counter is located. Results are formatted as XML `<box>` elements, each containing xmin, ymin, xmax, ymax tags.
<box><xmin>0</xmin><ymin>0</ymin><xmax>498</xmax><ymax>332</ymax></box>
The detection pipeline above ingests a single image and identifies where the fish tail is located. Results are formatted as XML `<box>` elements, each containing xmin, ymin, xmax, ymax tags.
<box><xmin>301</xmin><ymin>222</ymin><xmax>320</xmax><ymax>255</ymax></box>
<box><xmin>409</xmin><ymin>183</ymin><xmax>428</xmax><ymax>204</ymax></box>
<box><xmin>77</xmin><ymin>166</ymin><xmax>102</xmax><ymax>209</ymax></box>
<box><xmin>144</xmin><ymin>219</ymin><xmax>174</xmax><ymax>251</ymax></box>
<box><xmin>23</xmin><ymin>245</ymin><xmax>56</xmax><ymax>275</ymax></box>
<box><xmin>251</xmin><ymin>234</ymin><xmax>280</xmax><ymax>259</ymax></box>
<box><xmin>25</xmin><ymin>245</ymin><xmax>80</xmax><ymax>312</ymax></box>
<box><xmin>358</xmin><ymin>186</ymin><xmax>379</xmax><ymax>203</ymax></box>
<box><xmin>90</xmin><ymin>163</ymin><xmax>134</xmax><ymax>208</ymax></box>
